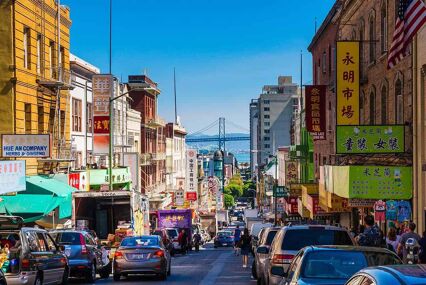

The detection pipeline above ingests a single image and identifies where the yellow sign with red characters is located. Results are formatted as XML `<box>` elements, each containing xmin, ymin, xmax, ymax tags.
<box><xmin>336</xmin><ymin>41</ymin><xmax>360</xmax><ymax>125</ymax></box>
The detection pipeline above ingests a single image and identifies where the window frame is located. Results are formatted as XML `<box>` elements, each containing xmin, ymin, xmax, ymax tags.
<box><xmin>72</xmin><ymin>98</ymin><xmax>82</xmax><ymax>132</ymax></box>
<box><xmin>23</xmin><ymin>27</ymin><xmax>30</xmax><ymax>69</ymax></box>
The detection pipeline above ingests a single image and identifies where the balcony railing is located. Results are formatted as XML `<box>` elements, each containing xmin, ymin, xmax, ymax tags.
<box><xmin>37</xmin><ymin>66</ymin><xmax>73</xmax><ymax>90</ymax></box>
<box><xmin>141</xmin><ymin>153</ymin><xmax>152</xmax><ymax>166</ymax></box>
<box><xmin>151</xmin><ymin>152</ymin><xmax>166</xmax><ymax>161</ymax></box>
<box><xmin>146</xmin><ymin>116</ymin><xmax>166</xmax><ymax>128</ymax></box>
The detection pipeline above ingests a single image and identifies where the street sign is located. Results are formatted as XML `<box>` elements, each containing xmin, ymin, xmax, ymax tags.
<box><xmin>274</xmin><ymin>186</ymin><xmax>289</xmax><ymax>198</ymax></box>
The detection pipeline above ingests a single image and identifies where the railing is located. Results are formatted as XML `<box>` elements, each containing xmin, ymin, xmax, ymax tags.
<box><xmin>151</xmin><ymin>152</ymin><xmax>166</xmax><ymax>161</ymax></box>
<box><xmin>146</xmin><ymin>116</ymin><xmax>166</xmax><ymax>127</ymax></box>
<box><xmin>37</xmin><ymin>66</ymin><xmax>72</xmax><ymax>88</ymax></box>
<box><xmin>141</xmin><ymin>153</ymin><xmax>152</xmax><ymax>166</ymax></box>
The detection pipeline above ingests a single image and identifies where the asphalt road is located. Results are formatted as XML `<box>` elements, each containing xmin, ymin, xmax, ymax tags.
<box><xmin>69</xmin><ymin>243</ymin><xmax>256</xmax><ymax>285</ymax></box>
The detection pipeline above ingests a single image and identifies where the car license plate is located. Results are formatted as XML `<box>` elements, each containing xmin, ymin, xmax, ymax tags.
<box><xmin>223</xmin><ymin>243</ymin><xmax>227</xmax><ymax>246</ymax></box>
<box><xmin>131</xmin><ymin>254</ymin><xmax>145</xmax><ymax>260</ymax></box>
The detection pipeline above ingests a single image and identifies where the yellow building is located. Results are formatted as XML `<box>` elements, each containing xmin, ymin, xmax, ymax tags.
<box><xmin>0</xmin><ymin>0</ymin><xmax>72</xmax><ymax>175</ymax></box>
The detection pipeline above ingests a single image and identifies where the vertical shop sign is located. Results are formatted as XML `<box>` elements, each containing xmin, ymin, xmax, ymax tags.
<box><xmin>285</xmin><ymin>161</ymin><xmax>299</xmax><ymax>185</ymax></box>
<box><xmin>186</xmin><ymin>149</ymin><xmax>198</xmax><ymax>192</ymax></box>
<box><xmin>305</xmin><ymin>85</ymin><xmax>326</xmax><ymax>140</ymax></box>
<box><xmin>336</xmin><ymin>41</ymin><xmax>360</xmax><ymax>125</ymax></box>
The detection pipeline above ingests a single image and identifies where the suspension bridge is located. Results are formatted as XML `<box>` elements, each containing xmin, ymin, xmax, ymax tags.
<box><xmin>185</xmin><ymin>117</ymin><xmax>250</xmax><ymax>149</ymax></box>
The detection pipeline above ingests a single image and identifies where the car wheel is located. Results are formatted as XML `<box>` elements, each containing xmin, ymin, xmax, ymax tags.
<box><xmin>34</xmin><ymin>274</ymin><xmax>42</xmax><ymax>285</ymax></box>
<box><xmin>251</xmin><ymin>260</ymin><xmax>257</xmax><ymax>279</ymax></box>
<box><xmin>85</xmin><ymin>263</ymin><xmax>96</xmax><ymax>283</ymax></box>
<box><xmin>158</xmin><ymin>269</ymin><xmax>167</xmax><ymax>281</ymax></box>
<box><xmin>61</xmin><ymin>266</ymin><xmax>69</xmax><ymax>285</ymax></box>
<box><xmin>113</xmin><ymin>274</ymin><xmax>120</xmax><ymax>281</ymax></box>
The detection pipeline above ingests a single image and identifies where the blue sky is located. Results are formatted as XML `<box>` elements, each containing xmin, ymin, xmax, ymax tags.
<box><xmin>65</xmin><ymin>0</ymin><xmax>335</xmax><ymax>134</ymax></box>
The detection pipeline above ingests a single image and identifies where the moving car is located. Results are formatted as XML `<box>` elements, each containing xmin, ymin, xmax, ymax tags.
<box><xmin>261</xmin><ymin>225</ymin><xmax>354</xmax><ymax>285</ymax></box>
<box><xmin>346</xmin><ymin>264</ymin><xmax>426</xmax><ymax>285</ymax></box>
<box><xmin>51</xmin><ymin>230</ymin><xmax>111</xmax><ymax>282</ymax></box>
<box><xmin>278</xmin><ymin>246</ymin><xmax>401</xmax><ymax>285</ymax></box>
<box><xmin>214</xmin><ymin>231</ymin><xmax>234</xmax><ymax>248</ymax></box>
<box><xmin>113</xmin><ymin>235</ymin><xmax>171</xmax><ymax>281</ymax></box>
<box><xmin>166</xmin><ymin>228</ymin><xmax>180</xmax><ymax>255</ymax></box>
<box><xmin>253</xmin><ymin>227</ymin><xmax>280</xmax><ymax>281</ymax></box>
<box><xmin>0</xmin><ymin>216</ymin><xmax>69</xmax><ymax>285</ymax></box>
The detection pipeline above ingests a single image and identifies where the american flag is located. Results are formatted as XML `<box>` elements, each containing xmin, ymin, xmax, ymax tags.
<box><xmin>387</xmin><ymin>0</ymin><xmax>426</xmax><ymax>69</ymax></box>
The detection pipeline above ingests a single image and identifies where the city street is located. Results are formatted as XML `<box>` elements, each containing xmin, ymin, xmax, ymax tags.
<box><xmin>71</xmin><ymin>245</ymin><xmax>255</xmax><ymax>285</ymax></box>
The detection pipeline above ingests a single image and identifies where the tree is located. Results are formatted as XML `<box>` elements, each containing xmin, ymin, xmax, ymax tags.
<box><xmin>242</xmin><ymin>180</ymin><xmax>256</xmax><ymax>197</ymax></box>
<box><xmin>225</xmin><ymin>183</ymin><xmax>243</xmax><ymax>198</ymax></box>
<box><xmin>224</xmin><ymin>194</ymin><xmax>235</xmax><ymax>209</ymax></box>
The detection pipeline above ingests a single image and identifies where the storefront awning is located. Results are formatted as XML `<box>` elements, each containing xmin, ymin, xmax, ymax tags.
<box><xmin>0</xmin><ymin>175</ymin><xmax>76</xmax><ymax>222</ymax></box>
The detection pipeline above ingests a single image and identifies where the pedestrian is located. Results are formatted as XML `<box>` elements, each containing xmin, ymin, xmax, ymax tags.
<box><xmin>397</xmin><ymin>222</ymin><xmax>421</xmax><ymax>263</ymax></box>
<box><xmin>418</xmin><ymin>231</ymin><xmax>426</xmax><ymax>264</ymax></box>
<box><xmin>239</xmin><ymin>228</ymin><xmax>252</xmax><ymax>268</ymax></box>
<box><xmin>193</xmin><ymin>231</ymin><xmax>201</xmax><ymax>252</ymax></box>
<box><xmin>356</xmin><ymin>215</ymin><xmax>382</xmax><ymax>247</ymax></box>
<box><xmin>233</xmin><ymin>226</ymin><xmax>241</xmax><ymax>256</ymax></box>
<box><xmin>386</xmin><ymin>227</ymin><xmax>400</xmax><ymax>252</ymax></box>
<box><xmin>178</xmin><ymin>229</ymin><xmax>188</xmax><ymax>255</ymax></box>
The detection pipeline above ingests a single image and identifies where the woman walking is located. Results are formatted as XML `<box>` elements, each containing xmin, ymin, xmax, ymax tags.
<box><xmin>239</xmin><ymin>228</ymin><xmax>252</xmax><ymax>268</ymax></box>
<box><xmin>386</xmin><ymin>227</ymin><xmax>400</xmax><ymax>252</ymax></box>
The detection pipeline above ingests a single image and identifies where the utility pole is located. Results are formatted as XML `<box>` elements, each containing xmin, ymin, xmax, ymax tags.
<box><xmin>108</xmin><ymin>0</ymin><xmax>113</xmax><ymax>191</ymax></box>
<box><xmin>274</xmin><ymin>156</ymin><xmax>278</xmax><ymax>226</ymax></box>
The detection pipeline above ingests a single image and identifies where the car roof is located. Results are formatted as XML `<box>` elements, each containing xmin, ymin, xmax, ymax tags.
<box><xmin>283</xmin><ymin>224</ymin><xmax>348</xmax><ymax>231</ymax></box>
<box><xmin>359</xmin><ymin>265</ymin><xmax>426</xmax><ymax>285</ymax></box>
<box><xmin>305</xmin><ymin>245</ymin><xmax>397</xmax><ymax>254</ymax></box>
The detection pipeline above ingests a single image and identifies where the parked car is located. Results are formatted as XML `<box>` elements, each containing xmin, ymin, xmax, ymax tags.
<box><xmin>165</xmin><ymin>228</ymin><xmax>180</xmax><ymax>255</ymax></box>
<box><xmin>278</xmin><ymin>246</ymin><xmax>401</xmax><ymax>285</ymax></box>
<box><xmin>152</xmin><ymin>229</ymin><xmax>173</xmax><ymax>251</ymax></box>
<box><xmin>261</xmin><ymin>225</ymin><xmax>355</xmax><ymax>285</ymax></box>
<box><xmin>345</xmin><ymin>264</ymin><xmax>426</xmax><ymax>285</ymax></box>
<box><xmin>0</xmin><ymin>269</ymin><xmax>7</xmax><ymax>285</ymax></box>
<box><xmin>214</xmin><ymin>231</ymin><xmax>234</xmax><ymax>248</ymax></box>
<box><xmin>51</xmin><ymin>230</ymin><xmax>111</xmax><ymax>282</ymax></box>
<box><xmin>0</xmin><ymin>216</ymin><xmax>69</xmax><ymax>285</ymax></box>
<box><xmin>252</xmin><ymin>223</ymin><xmax>274</xmax><ymax>250</ymax></box>
<box><xmin>113</xmin><ymin>235</ymin><xmax>171</xmax><ymax>281</ymax></box>
<box><xmin>253</xmin><ymin>227</ymin><xmax>280</xmax><ymax>281</ymax></box>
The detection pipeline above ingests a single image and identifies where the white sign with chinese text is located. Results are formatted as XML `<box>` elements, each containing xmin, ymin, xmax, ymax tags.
<box><xmin>0</xmin><ymin>161</ymin><xmax>26</xmax><ymax>194</ymax></box>
<box><xmin>186</xmin><ymin>149</ymin><xmax>198</xmax><ymax>193</ymax></box>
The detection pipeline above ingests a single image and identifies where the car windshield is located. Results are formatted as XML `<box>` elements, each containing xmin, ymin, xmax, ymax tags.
<box><xmin>121</xmin><ymin>237</ymin><xmax>158</xmax><ymax>247</ymax></box>
<box><xmin>302</xmin><ymin>251</ymin><xmax>401</xmax><ymax>279</ymax></box>
<box><xmin>167</xmin><ymin>230</ymin><xmax>178</xmax><ymax>238</ymax></box>
<box><xmin>54</xmin><ymin>232</ymin><xmax>82</xmax><ymax>245</ymax></box>
<box><xmin>282</xmin><ymin>229</ymin><xmax>352</xmax><ymax>250</ymax></box>
<box><xmin>265</xmin><ymin>230</ymin><xmax>278</xmax><ymax>245</ymax></box>
<box><xmin>218</xmin><ymin>231</ymin><xmax>232</xmax><ymax>237</ymax></box>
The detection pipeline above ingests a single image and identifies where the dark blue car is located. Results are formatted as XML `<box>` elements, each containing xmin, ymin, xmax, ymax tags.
<box><xmin>214</xmin><ymin>231</ymin><xmax>234</xmax><ymax>248</ymax></box>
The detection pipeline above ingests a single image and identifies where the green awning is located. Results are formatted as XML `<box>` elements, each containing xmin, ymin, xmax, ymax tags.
<box><xmin>0</xmin><ymin>175</ymin><xmax>76</xmax><ymax>222</ymax></box>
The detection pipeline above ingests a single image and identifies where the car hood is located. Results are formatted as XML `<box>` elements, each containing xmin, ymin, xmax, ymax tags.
<box><xmin>298</xmin><ymin>278</ymin><xmax>346</xmax><ymax>285</ymax></box>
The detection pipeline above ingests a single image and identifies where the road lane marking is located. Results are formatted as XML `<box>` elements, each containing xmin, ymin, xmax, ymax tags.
<box><xmin>199</xmin><ymin>252</ymin><xmax>231</xmax><ymax>285</ymax></box>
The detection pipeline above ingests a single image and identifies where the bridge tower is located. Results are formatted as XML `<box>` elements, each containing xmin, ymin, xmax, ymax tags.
<box><xmin>218</xmin><ymin>117</ymin><xmax>225</xmax><ymax>151</ymax></box>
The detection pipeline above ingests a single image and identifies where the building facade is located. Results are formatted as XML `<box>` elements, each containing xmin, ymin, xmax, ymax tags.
<box><xmin>249</xmin><ymin>99</ymin><xmax>259</xmax><ymax>177</ymax></box>
<box><xmin>165</xmin><ymin>122</ymin><xmax>187</xmax><ymax>193</ymax></box>
<box><xmin>0</xmin><ymin>0</ymin><xmax>72</xmax><ymax>175</ymax></box>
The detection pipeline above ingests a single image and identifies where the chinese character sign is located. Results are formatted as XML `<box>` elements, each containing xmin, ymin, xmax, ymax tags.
<box><xmin>336</xmin><ymin>125</ymin><xmax>405</xmax><ymax>154</ymax></box>
<box><xmin>337</xmin><ymin>41</ymin><xmax>360</xmax><ymax>125</ymax></box>
<box><xmin>285</xmin><ymin>161</ymin><xmax>299</xmax><ymax>185</ymax></box>
<box><xmin>305</xmin><ymin>85</ymin><xmax>326</xmax><ymax>140</ymax></box>
<box><xmin>186</xmin><ymin>149</ymin><xmax>198</xmax><ymax>193</ymax></box>
<box><xmin>0</xmin><ymin>161</ymin><xmax>26</xmax><ymax>194</ymax></box>
<box><xmin>93</xmin><ymin>74</ymin><xmax>113</xmax><ymax>154</ymax></box>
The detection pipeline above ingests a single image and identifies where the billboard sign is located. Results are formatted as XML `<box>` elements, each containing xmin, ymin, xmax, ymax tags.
<box><xmin>2</xmin><ymin>134</ymin><xmax>51</xmax><ymax>158</ymax></box>
<box><xmin>337</xmin><ymin>41</ymin><xmax>360</xmax><ymax>125</ymax></box>
<box><xmin>92</xmin><ymin>74</ymin><xmax>113</xmax><ymax>154</ymax></box>
<box><xmin>305</xmin><ymin>85</ymin><xmax>326</xmax><ymax>140</ymax></box>
<box><xmin>0</xmin><ymin>161</ymin><xmax>26</xmax><ymax>194</ymax></box>
<box><xmin>186</xmin><ymin>149</ymin><xmax>198</xmax><ymax>192</ymax></box>
<box><xmin>336</xmin><ymin>125</ymin><xmax>405</xmax><ymax>154</ymax></box>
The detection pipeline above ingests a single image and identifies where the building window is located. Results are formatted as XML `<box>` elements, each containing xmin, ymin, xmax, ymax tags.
<box><xmin>25</xmin><ymin>103</ymin><xmax>31</xmax><ymax>133</ymax></box>
<box><xmin>381</xmin><ymin>4</ymin><xmax>388</xmax><ymax>53</ymax></box>
<box><xmin>369</xmin><ymin>15</ymin><xmax>376</xmax><ymax>63</ymax></box>
<box><xmin>264</xmin><ymin>122</ymin><xmax>270</xmax><ymax>127</ymax></box>
<box><xmin>264</xmin><ymin>100</ymin><xmax>270</xmax><ymax>104</ymax></box>
<box><xmin>49</xmin><ymin>108</ymin><xmax>55</xmax><ymax>133</ymax></box>
<box><xmin>264</xmin><ymin>114</ymin><xmax>270</xmax><ymax>119</ymax></box>
<box><xmin>359</xmin><ymin>21</ymin><xmax>365</xmax><ymax>78</ymax></box>
<box><xmin>264</xmin><ymin>107</ymin><xmax>270</xmax><ymax>112</ymax></box>
<box><xmin>369</xmin><ymin>89</ymin><xmax>376</xmax><ymax>124</ymax></box>
<box><xmin>49</xmin><ymin>41</ymin><xmax>55</xmax><ymax>78</ymax></box>
<box><xmin>38</xmin><ymin>106</ymin><xmax>44</xmax><ymax>133</ymax></box>
<box><xmin>381</xmin><ymin>85</ymin><xmax>387</xmax><ymax>124</ymax></box>
<box><xmin>264</xmin><ymin>137</ymin><xmax>270</xmax><ymax>141</ymax></box>
<box><xmin>322</xmin><ymin>52</ymin><xmax>327</xmax><ymax>73</ymax></box>
<box><xmin>264</xmin><ymin>129</ymin><xmax>270</xmax><ymax>134</ymax></box>
<box><xmin>72</xmin><ymin>98</ymin><xmax>82</xmax><ymax>132</ymax></box>
<box><xmin>264</xmin><ymin>144</ymin><xmax>270</xmax><ymax>149</ymax></box>
<box><xmin>36</xmin><ymin>34</ymin><xmax>42</xmax><ymax>74</ymax></box>
<box><xmin>59</xmin><ymin>46</ymin><xmax>65</xmax><ymax>79</ymax></box>
<box><xmin>395</xmin><ymin>79</ymin><xmax>403</xmax><ymax>124</ymax></box>
<box><xmin>331</xmin><ymin>47</ymin><xmax>336</xmax><ymax>72</ymax></box>
<box><xmin>86</xmin><ymin>103</ymin><xmax>93</xmax><ymax>133</ymax></box>
<box><xmin>23</xmin><ymin>27</ymin><xmax>30</xmax><ymax>69</ymax></box>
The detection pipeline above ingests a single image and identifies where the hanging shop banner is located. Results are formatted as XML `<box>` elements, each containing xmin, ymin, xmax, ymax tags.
<box><xmin>0</xmin><ymin>161</ymin><xmax>26</xmax><ymax>194</ymax></box>
<box><xmin>285</xmin><ymin>161</ymin><xmax>299</xmax><ymax>185</ymax></box>
<box><xmin>336</xmin><ymin>125</ymin><xmax>405</xmax><ymax>154</ymax></box>
<box><xmin>348</xmin><ymin>166</ymin><xmax>412</xmax><ymax>199</ymax></box>
<box><xmin>305</xmin><ymin>85</ymin><xmax>326</xmax><ymax>140</ymax></box>
<box><xmin>93</xmin><ymin>74</ymin><xmax>113</xmax><ymax>154</ymax></box>
<box><xmin>68</xmin><ymin>172</ymin><xmax>89</xmax><ymax>191</ymax></box>
<box><xmin>175</xmin><ymin>189</ymin><xmax>184</xmax><ymax>206</ymax></box>
<box><xmin>284</xmin><ymin>197</ymin><xmax>298</xmax><ymax>214</ymax></box>
<box><xmin>122</xmin><ymin>153</ymin><xmax>140</xmax><ymax>192</ymax></box>
<box><xmin>186</xmin><ymin>192</ymin><xmax>197</xmax><ymax>202</ymax></box>
<box><xmin>186</xmin><ymin>149</ymin><xmax>198</xmax><ymax>192</ymax></box>
<box><xmin>336</xmin><ymin>41</ymin><xmax>360</xmax><ymax>125</ymax></box>
<box><xmin>2</xmin><ymin>134</ymin><xmax>51</xmax><ymax>158</ymax></box>
<box><xmin>348</xmin><ymin>198</ymin><xmax>376</xmax><ymax>208</ymax></box>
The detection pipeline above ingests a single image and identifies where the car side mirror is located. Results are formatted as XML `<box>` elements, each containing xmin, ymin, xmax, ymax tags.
<box><xmin>271</xmin><ymin>266</ymin><xmax>287</xmax><ymax>277</ymax></box>
<box><xmin>256</xmin><ymin>246</ymin><xmax>269</xmax><ymax>254</ymax></box>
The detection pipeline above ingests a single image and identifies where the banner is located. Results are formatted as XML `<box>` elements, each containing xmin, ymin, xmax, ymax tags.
<box><xmin>92</xmin><ymin>74</ymin><xmax>113</xmax><ymax>154</ymax></box>
<box><xmin>186</xmin><ymin>192</ymin><xmax>197</xmax><ymax>202</ymax></box>
<box><xmin>2</xmin><ymin>134</ymin><xmax>51</xmax><ymax>158</ymax></box>
<box><xmin>122</xmin><ymin>153</ymin><xmax>140</xmax><ymax>192</ymax></box>
<box><xmin>336</xmin><ymin>125</ymin><xmax>405</xmax><ymax>154</ymax></box>
<box><xmin>0</xmin><ymin>161</ymin><xmax>26</xmax><ymax>194</ymax></box>
<box><xmin>186</xmin><ymin>149</ymin><xmax>198</xmax><ymax>192</ymax></box>
<box><xmin>305</xmin><ymin>85</ymin><xmax>326</xmax><ymax>140</ymax></box>
<box><xmin>68</xmin><ymin>172</ymin><xmax>89</xmax><ymax>191</ymax></box>
<box><xmin>285</xmin><ymin>161</ymin><xmax>298</xmax><ymax>185</ymax></box>
<box><xmin>337</xmin><ymin>41</ymin><xmax>360</xmax><ymax>125</ymax></box>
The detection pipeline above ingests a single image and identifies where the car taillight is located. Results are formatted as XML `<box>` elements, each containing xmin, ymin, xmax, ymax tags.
<box><xmin>114</xmin><ymin>251</ymin><xmax>123</xmax><ymax>259</ymax></box>
<box><xmin>21</xmin><ymin>259</ymin><xmax>30</xmax><ymax>270</ymax></box>
<box><xmin>80</xmin><ymin>234</ymin><xmax>88</xmax><ymax>255</ymax></box>
<box><xmin>153</xmin><ymin>250</ymin><xmax>164</xmax><ymax>258</ymax></box>
<box><xmin>272</xmin><ymin>254</ymin><xmax>294</xmax><ymax>264</ymax></box>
